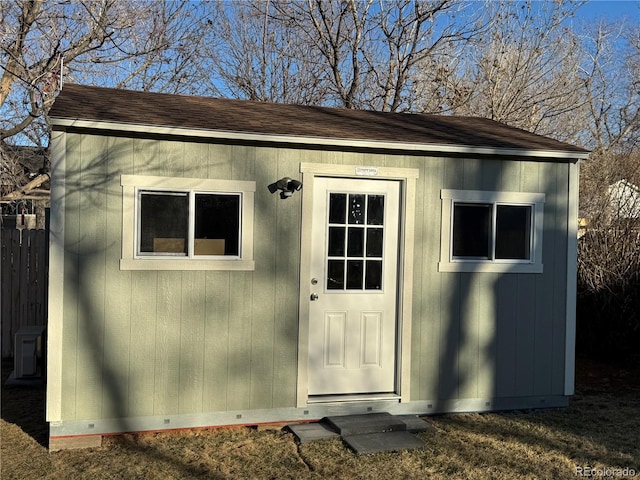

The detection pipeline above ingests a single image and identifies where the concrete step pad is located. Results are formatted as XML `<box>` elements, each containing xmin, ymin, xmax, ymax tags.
<box><xmin>286</xmin><ymin>413</ymin><xmax>433</xmax><ymax>454</ymax></box>
<box><xmin>342</xmin><ymin>431</ymin><xmax>425</xmax><ymax>455</ymax></box>
<box><xmin>396</xmin><ymin>414</ymin><xmax>436</xmax><ymax>433</ymax></box>
<box><xmin>286</xmin><ymin>422</ymin><xmax>340</xmax><ymax>444</ymax></box>
<box><xmin>324</xmin><ymin>412</ymin><xmax>406</xmax><ymax>436</ymax></box>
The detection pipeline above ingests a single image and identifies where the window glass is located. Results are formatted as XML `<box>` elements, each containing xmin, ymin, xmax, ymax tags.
<box><xmin>138</xmin><ymin>191</ymin><xmax>242</xmax><ymax>258</ymax></box>
<box><xmin>496</xmin><ymin>205</ymin><xmax>531</xmax><ymax>260</ymax></box>
<box><xmin>329</xmin><ymin>193</ymin><xmax>346</xmax><ymax>224</ymax></box>
<box><xmin>346</xmin><ymin>260</ymin><xmax>364</xmax><ymax>289</ymax></box>
<box><xmin>327</xmin><ymin>260</ymin><xmax>345</xmax><ymax>290</ymax></box>
<box><xmin>365</xmin><ymin>260</ymin><xmax>382</xmax><ymax>290</ymax></box>
<box><xmin>122</xmin><ymin>175</ymin><xmax>255</xmax><ymax>271</ymax></box>
<box><xmin>348</xmin><ymin>194</ymin><xmax>365</xmax><ymax>224</ymax></box>
<box><xmin>195</xmin><ymin>194</ymin><xmax>240</xmax><ymax>256</ymax></box>
<box><xmin>367</xmin><ymin>195</ymin><xmax>385</xmax><ymax>225</ymax></box>
<box><xmin>452</xmin><ymin>204</ymin><xmax>491</xmax><ymax>258</ymax></box>
<box><xmin>139</xmin><ymin>192</ymin><xmax>188</xmax><ymax>255</ymax></box>
<box><xmin>366</xmin><ymin>229</ymin><xmax>383</xmax><ymax>258</ymax></box>
<box><xmin>347</xmin><ymin>227</ymin><xmax>365</xmax><ymax>257</ymax></box>
<box><xmin>439</xmin><ymin>189</ymin><xmax>544</xmax><ymax>273</ymax></box>
<box><xmin>325</xmin><ymin>193</ymin><xmax>387</xmax><ymax>290</ymax></box>
<box><xmin>328</xmin><ymin>227</ymin><xmax>345</xmax><ymax>256</ymax></box>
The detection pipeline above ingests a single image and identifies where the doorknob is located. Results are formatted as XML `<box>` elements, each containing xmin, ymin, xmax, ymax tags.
<box><xmin>310</xmin><ymin>293</ymin><xmax>319</xmax><ymax>301</ymax></box>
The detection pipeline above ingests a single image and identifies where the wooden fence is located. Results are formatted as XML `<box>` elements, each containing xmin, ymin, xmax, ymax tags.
<box><xmin>1</xmin><ymin>226</ymin><xmax>49</xmax><ymax>358</ymax></box>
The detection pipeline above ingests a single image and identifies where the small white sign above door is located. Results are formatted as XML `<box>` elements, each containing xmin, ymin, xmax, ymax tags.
<box><xmin>355</xmin><ymin>166</ymin><xmax>379</xmax><ymax>176</ymax></box>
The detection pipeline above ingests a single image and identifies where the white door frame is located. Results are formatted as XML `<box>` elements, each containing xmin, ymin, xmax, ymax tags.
<box><xmin>308</xmin><ymin>177</ymin><xmax>400</xmax><ymax>395</ymax></box>
<box><xmin>297</xmin><ymin>162</ymin><xmax>419</xmax><ymax>407</ymax></box>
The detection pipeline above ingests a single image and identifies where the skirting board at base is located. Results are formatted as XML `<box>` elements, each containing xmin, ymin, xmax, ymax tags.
<box><xmin>48</xmin><ymin>394</ymin><xmax>570</xmax><ymax>448</ymax></box>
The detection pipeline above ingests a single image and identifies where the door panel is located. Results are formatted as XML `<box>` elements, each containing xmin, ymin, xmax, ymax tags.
<box><xmin>360</xmin><ymin>312</ymin><xmax>382</xmax><ymax>367</ymax></box>
<box><xmin>324</xmin><ymin>312</ymin><xmax>347</xmax><ymax>368</ymax></box>
<box><xmin>308</xmin><ymin>177</ymin><xmax>400</xmax><ymax>395</ymax></box>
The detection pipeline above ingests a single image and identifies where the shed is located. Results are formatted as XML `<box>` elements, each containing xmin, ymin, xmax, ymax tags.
<box><xmin>46</xmin><ymin>84</ymin><xmax>589</xmax><ymax>448</ymax></box>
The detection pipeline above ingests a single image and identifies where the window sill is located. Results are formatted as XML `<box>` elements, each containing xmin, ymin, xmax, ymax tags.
<box><xmin>120</xmin><ymin>258</ymin><xmax>255</xmax><ymax>271</ymax></box>
<box><xmin>438</xmin><ymin>261</ymin><xmax>543</xmax><ymax>274</ymax></box>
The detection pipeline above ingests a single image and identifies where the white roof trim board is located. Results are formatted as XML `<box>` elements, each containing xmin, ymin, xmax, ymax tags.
<box><xmin>51</xmin><ymin>117</ymin><xmax>589</xmax><ymax>160</ymax></box>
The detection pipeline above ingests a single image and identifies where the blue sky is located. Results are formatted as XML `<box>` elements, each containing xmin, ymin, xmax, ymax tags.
<box><xmin>573</xmin><ymin>0</ymin><xmax>640</xmax><ymax>21</ymax></box>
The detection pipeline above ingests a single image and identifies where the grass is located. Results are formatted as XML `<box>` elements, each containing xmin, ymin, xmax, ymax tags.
<box><xmin>2</xmin><ymin>356</ymin><xmax>639</xmax><ymax>479</ymax></box>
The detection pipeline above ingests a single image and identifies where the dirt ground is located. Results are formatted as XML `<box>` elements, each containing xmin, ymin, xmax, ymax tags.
<box><xmin>2</xmin><ymin>355</ymin><xmax>639</xmax><ymax>479</ymax></box>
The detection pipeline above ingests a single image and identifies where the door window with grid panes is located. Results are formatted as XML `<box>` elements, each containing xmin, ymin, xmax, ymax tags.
<box><xmin>326</xmin><ymin>192</ymin><xmax>386</xmax><ymax>291</ymax></box>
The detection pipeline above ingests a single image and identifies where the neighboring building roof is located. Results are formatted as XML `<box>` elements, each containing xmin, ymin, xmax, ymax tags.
<box><xmin>49</xmin><ymin>84</ymin><xmax>589</xmax><ymax>160</ymax></box>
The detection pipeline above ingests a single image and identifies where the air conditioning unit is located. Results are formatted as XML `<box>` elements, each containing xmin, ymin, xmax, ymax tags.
<box><xmin>14</xmin><ymin>326</ymin><xmax>45</xmax><ymax>378</ymax></box>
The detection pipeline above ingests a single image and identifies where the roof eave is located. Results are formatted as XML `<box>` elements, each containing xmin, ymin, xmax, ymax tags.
<box><xmin>50</xmin><ymin>117</ymin><xmax>590</xmax><ymax>161</ymax></box>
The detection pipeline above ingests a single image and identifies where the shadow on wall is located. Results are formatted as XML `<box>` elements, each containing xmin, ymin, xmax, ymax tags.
<box><xmin>431</xmin><ymin>158</ymin><xmax>571</xmax><ymax>413</ymax></box>
<box><xmin>47</xmin><ymin>129</ymin><xmax>577</xmax><ymax>480</ymax></box>
<box><xmin>52</xmin><ymin>136</ymin><xmax>301</xmax><ymax>473</ymax></box>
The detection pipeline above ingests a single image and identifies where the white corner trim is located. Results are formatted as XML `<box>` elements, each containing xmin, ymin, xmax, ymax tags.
<box><xmin>47</xmin><ymin>131</ymin><xmax>66</xmax><ymax>422</ymax></box>
<box><xmin>565</xmin><ymin>162</ymin><xmax>579</xmax><ymax>395</ymax></box>
<box><xmin>52</xmin><ymin>118</ymin><xmax>590</xmax><ymax>160</ymax></box>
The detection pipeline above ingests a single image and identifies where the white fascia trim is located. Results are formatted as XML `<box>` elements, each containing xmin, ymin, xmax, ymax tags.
<box><xmin>51</xmin><ymin>118</ymin><xmax>590</xmax><ymax>160</ymax></box>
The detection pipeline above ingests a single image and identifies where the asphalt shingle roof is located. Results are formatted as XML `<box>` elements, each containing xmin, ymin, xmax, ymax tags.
<box><xmin>49</xmin><ymin>84</ymin><xmax>588</xmax><ymax>156</ymax></box>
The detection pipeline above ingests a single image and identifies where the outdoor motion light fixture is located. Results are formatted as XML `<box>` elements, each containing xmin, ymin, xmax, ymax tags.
<box><xmin>268</xmin><ymin>177</ymin><xmax>303</xmax><ymax>199</ymax></box>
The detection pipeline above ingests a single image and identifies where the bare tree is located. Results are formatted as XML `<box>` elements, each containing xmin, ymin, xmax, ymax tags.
<box><xmin>577</xmin><ymin>19</ymin><xmax>640</xmax><ymax>233</ymax></box>
<box><xmin>576</xmin><ymin>19</ymin><xmax>640</xmax><ymax>356</ymax></box>
<box><xmin>0</xmin><ymin>0</ymin><xmax>204</xmax><ymax>211</ymax></box>
<box><xmin>369</xmin><ymin>0</ymin><xmax>483</xmax><ymax>112</ymax></box>
<box><xmin>199</xmin><ymin>1</ymin><xmax>330</xmax><ymax>104</ymax></box>
<box><xmin>1</xmin><ymin>0</ymin><xmax>205</xmax><ymax>146</ymax></box>
<box><xmin>199</xmin><ymin>0</ymin><xmax>485</xmax><ymax>111</ymax></box>
<box><xmin>626</xmin><ymin>24</ymin><xmax>640</xmax><ymax>155</ymax></box>
<box><xmin>418</xmin><ymin>0</ymin><xmax>588</xmax><ymax>140</ymax></box>
<box><xmin>91</xmin><ymin>1</ymin><xmax>209</xmax><ymax>95</ymax></box>
<box><xmin>580</xmin><ymin>20</ymin><xmax>640</xmax><ymax>156</ymax></box>
<box><xmin>289</xmin><ymin>0</ymin><xmax>373</xmax><ymax>109</ymax></box>
<box><xmin>577</xmin><ymin>150</ymin><xmax>640</xmax><ymax>355</ymax></box>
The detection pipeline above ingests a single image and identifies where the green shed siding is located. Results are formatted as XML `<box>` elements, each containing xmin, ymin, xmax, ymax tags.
<box><xmin>408</xmin><ymin>159</ymin><xmax>569</xmax><ymax>404</ymax></box>
<box><xmin>59</xmin><ymin>134</ymin><xmax>300</xmax><ymax>420</ymax></box>
<box><xmin>56</xmin><ymin>131</ymin><xmax>571</xmax><ymax>423</ymax></box>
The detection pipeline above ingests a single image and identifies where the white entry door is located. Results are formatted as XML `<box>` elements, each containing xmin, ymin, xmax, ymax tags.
<box><xmin>308</xmin><ymin>177</ymin><xmax>400</xmax><ymax>396</ymax></box>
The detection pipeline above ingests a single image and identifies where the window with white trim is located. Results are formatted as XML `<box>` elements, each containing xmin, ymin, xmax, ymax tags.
<box><xmin>137</xmin><ymin>191</ymin><xmax>241</xmax><ymax>257</ymax></box>
<box><xmin>439</xmin><ymin>189</ymin><xmax>545</xmax><ymax>273</ymax></box>
<box><xmin>120</xmin><ymin>175</ymin><xmax>255</xmax><ymax>270</ymax></box>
